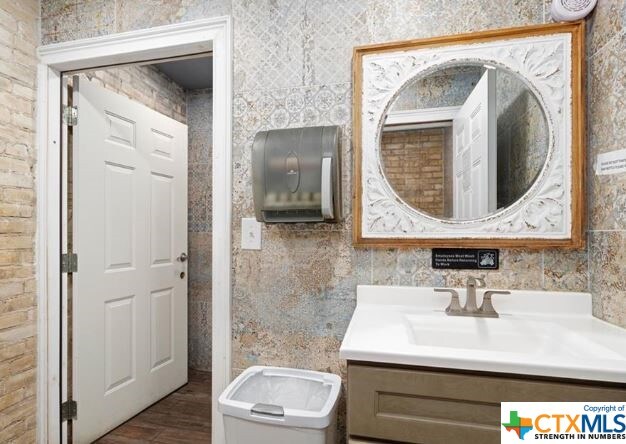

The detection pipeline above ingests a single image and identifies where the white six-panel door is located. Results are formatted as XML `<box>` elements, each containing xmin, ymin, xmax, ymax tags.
<box><xmin>452</xmin><ymin>69</ymin><xmax>497</xmax><ymax>219</ymax></box>
<box><xmin>72</xmin><ymin>78</ymin><xmax>188</xmax><ymax>443</ymax></box>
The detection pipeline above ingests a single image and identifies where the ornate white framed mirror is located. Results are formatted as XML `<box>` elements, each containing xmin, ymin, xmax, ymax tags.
<box><xmin>353</xmin><ymin>22</ymin><xmax>585</xmax><ymax>249</ymax></box>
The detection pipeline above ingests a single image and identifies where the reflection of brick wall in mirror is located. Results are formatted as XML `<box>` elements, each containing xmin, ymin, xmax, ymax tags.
<box><xmin>381</xmin><ymin>128</ymin><xmax>447</xmax><ymax>217</ymax></box>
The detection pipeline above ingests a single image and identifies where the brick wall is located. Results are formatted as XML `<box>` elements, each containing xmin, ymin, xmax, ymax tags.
<box><xmin>0</xmin><ymin>0</ymin><xmax>38</xmax><ymax>442</ymax></box>
<box><xmin>381</xmin><ymin>128</ymin><xmax>446</xmax><ymax>217</ymax></box>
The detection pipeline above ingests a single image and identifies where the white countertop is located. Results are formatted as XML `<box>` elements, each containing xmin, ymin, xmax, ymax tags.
<box><xmin>339</xmin><ymin>285</ymin><xmax>626</xmax><ymax>384</ymax></box>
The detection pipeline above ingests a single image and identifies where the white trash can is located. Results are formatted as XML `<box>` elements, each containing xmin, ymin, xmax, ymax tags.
<box><xmin>218</xmin><ymin>366</ymin><xmax>342</xmax><ymax>444</ymax></box>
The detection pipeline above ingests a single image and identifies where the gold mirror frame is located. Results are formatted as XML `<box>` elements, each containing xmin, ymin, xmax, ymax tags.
<box><xmin>353</xmin><ymin>22</ymin><xmax>585</xmax><ymax>249</ymax></box>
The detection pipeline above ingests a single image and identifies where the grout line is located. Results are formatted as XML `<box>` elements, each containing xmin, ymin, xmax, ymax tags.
<box><xmin>234</xmin><ymin>81</ymin><xmax>352</xmax><ymax>97</ymax></box>
<box><xmin>589</xmin><ymin>28</ymin><xmax>626</xmax><ymax>59</ymax></box>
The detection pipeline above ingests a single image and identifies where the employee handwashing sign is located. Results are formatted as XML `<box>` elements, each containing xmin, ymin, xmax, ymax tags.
<box><xmin>595</xmin><ymin>149</ymin><xmax>626</xmax><ymax>175</ymax></box>
<box><xmin>501</xmin><ymin>403</ymin><xmax>626</xmax><ymax>442</ymax></box>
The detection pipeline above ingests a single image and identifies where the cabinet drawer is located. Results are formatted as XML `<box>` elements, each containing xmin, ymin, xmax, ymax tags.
<box><xmin>348</xmin><ymin>364</ymin><xmax>626</xmax><ymax>444</ymax></box>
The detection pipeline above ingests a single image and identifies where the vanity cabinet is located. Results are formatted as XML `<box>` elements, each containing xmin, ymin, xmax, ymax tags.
<box><xmin>347</xmin><ymin>363</ymin><xmax>626</xmax><ymax>444</ymax></box>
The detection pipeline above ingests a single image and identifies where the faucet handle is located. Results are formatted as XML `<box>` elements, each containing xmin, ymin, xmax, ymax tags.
<box><xmin>467</xmin><ymin>275</ymin><xmax>487</xmax><ymax>288</ymax></box>
<box><xmin>435</xmin><ymin>288</ymin><xmax>462</xmax><ymax>314</ymax></box>
<box><xmin>479</xmin><ymin>290</ymin><xmax>511</xmax><ymax>317</ymax></box>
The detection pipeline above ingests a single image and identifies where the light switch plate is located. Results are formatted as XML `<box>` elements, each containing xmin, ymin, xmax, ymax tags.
<box><xmin>241</xmin><ymin>217</ymin><xmax>262</xmax><ymax>250</ymax></box>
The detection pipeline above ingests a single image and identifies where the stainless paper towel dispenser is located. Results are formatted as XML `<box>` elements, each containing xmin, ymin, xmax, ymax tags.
<box><xmin>252</xmin><ymin>126</ymin><xmax>342</xmax><ymax>223</ymax></box>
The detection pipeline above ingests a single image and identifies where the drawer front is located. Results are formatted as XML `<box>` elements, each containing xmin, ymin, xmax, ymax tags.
<box><xmin>348</xmin><ymin>364</ymin><xmax>626</xmax><ymax>444</ymax></box>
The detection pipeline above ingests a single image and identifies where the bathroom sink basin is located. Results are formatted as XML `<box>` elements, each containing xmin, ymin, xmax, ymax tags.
<box><xmin>405</xmin><ymin>314</ymin><xmax>542</xmax><ymax>353</ymax></box>
<box><xmin>340</xmin><ymin>285</ymin><xmax>626</xmax><ymax>383</ymax></box>
<box><xmin>404</xmin><ymin>313</ymin><xmax>622</xmax><ymax>359</ymax></box>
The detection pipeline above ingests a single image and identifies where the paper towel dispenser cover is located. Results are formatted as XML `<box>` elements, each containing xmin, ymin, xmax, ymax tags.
<box><xmin>252</xmin><ymin>126</ymin><xmax>341</xmax><ymax>223</ymax></box>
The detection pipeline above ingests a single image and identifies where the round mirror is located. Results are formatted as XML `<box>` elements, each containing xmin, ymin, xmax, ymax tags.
<box><xmin>380</xmin><ymin>63</ymin><xmax>549</xmax><ymax>221</ymax></box>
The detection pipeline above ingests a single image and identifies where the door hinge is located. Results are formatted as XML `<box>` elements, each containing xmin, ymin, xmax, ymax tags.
<box><xmin>61</xmin><ymin>253</ymin><xmax>78</xmax><ymax>273</ymax></box>
<box><xmin>63</xmin><ymin>105</ymin><xmax>78</xmax><ymax>126</ymax></box>
<box><xmin>61</xmin><ymin>400</ymin><xmax>77</xmax><ymax>421</ymax></box>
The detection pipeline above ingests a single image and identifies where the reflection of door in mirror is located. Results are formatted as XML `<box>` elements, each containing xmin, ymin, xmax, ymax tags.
<box><xmin>452</xmin><ymin>68</ymin><xmax>497</xmax><ymax>219</ymax></box>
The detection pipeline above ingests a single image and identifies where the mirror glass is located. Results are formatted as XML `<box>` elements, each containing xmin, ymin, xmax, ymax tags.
<box><xmin>380</xmin><ymin>63</ymin><xmax>549</xmax><ymax>221</ymax></box>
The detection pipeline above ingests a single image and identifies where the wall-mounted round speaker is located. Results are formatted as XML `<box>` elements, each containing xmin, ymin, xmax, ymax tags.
<box><xmin>550</xmin><ymin>0</ymin><xmax>597</xmax><ymax>21</ymax></box>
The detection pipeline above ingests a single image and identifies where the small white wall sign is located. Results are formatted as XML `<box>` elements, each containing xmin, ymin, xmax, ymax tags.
<box><xmin>596</xmin><ymin>149</ymin><xmax>626</xmax><ymax>176</ymax></box>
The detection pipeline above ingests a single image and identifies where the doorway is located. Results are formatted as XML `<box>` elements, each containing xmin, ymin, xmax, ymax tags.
<box><xmin>36</xmin><ymin>18</ymin><xmax>232</xmax><ymax>444</ymax></box>
<box><xmin>63</xmin><ymin>55</ymin><xmax>212</xmax><ymax>443</ymax></box>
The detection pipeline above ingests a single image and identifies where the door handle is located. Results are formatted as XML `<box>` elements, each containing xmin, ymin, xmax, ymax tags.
<box><xmin>177</xmin><ymin>252</ymin><xmax>188</xmax><ymax>262</ymax></box>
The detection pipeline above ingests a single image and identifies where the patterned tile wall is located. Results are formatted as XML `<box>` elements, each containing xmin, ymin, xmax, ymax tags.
<box><xmin>586</xmin><ymin>2</ymin><xmax>626</xmax><ymax>328</ymax></box>
<box><xmin>187</xmin><ymin>89</ymin><xmax>213</xmax><ymax>371</ymax></box>
<box><xmin>39</xmin><ymin>0</ymin><xmax>626</xmax><ymax>436</ymax></box>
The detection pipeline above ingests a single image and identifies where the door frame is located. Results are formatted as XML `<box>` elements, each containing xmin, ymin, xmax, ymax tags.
<box><xmin>384</xmin><ymin>106</ymin><xmax>461</xmax><ymax>127</ymax></box>
<box><xmin>36</xmin><ymin>17</ymin><xmax>233</xmax><ymax>444</ymax></box>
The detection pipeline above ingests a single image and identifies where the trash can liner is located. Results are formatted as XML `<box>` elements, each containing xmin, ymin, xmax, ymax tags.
<box><xmin>218</xmin><ymin>366</ymin><xmax>342</xmax><ymax>430</ymax></box>
<box><xmin>231</xmin><ymin>372</ymin><xmax>332</xmax><ymax>412</ymax></box>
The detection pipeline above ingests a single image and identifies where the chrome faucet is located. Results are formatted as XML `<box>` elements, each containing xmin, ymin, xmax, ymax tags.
<box><xmin>435</xmin><ymin>276</ymin><xmax>510</xmax><ymax>318</ymax></box>
<box><xmin>465</xmin><ymin>275</ymin><xmax>486</xmax><ymax>313</ymax></box>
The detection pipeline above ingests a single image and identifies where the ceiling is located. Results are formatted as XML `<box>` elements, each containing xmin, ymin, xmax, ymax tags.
<box><xmin>154</xmin><ymin>56</ymin><xmax>212</xmax><ymax>90</ymax></box>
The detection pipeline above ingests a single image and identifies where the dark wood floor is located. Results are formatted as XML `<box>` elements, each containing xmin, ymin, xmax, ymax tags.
<box><xmin>95</xmin><ymin>369</ymin><xmax>211</xmax><ymax>444</ymax></box>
